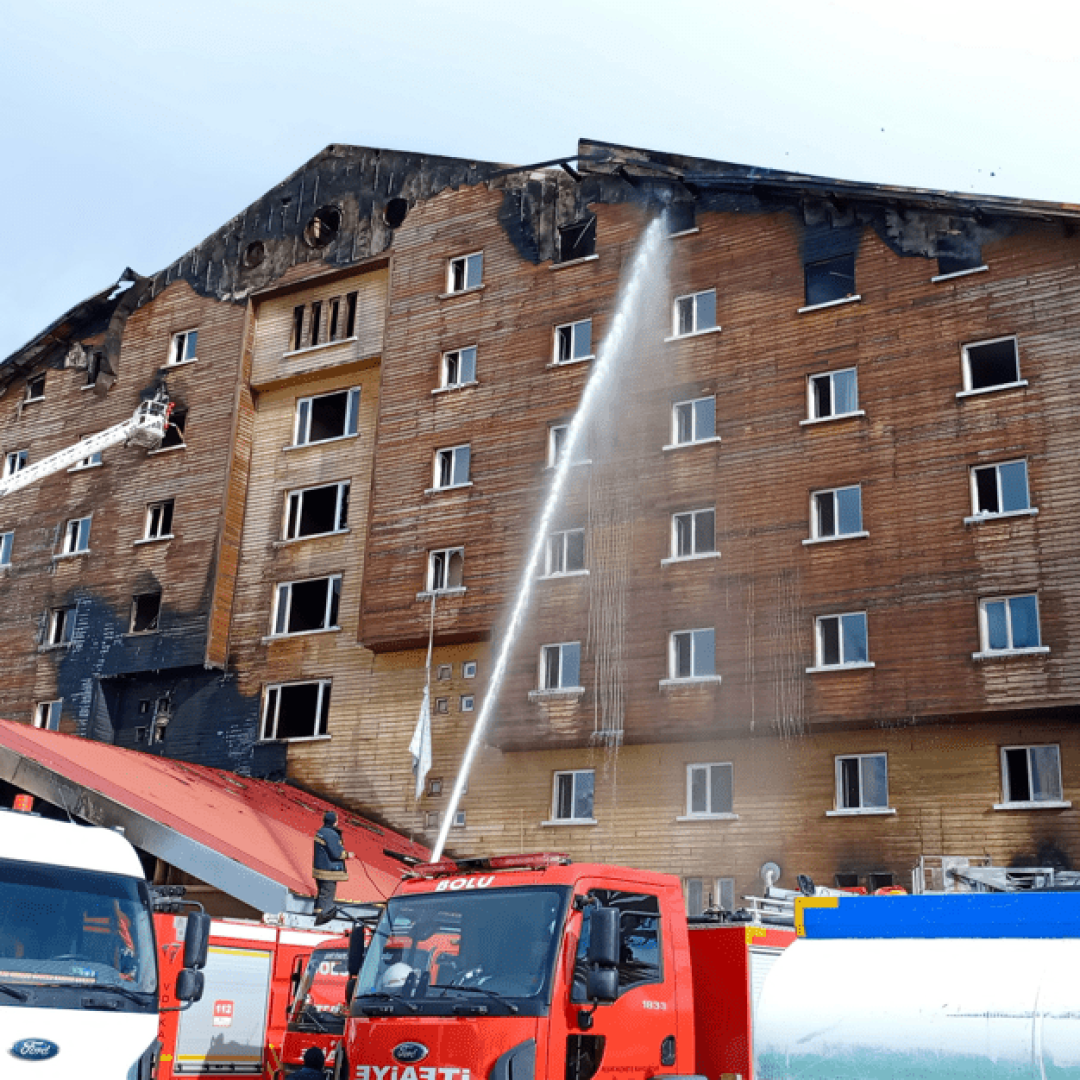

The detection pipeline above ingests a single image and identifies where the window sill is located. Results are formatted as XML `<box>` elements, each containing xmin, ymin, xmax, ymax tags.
<box><xmin>932</xmin><ymin>265</ymin><xmax>989</xmax><ymax>283</ymax></box>
<box><xmin>797</xmin><ymin>295</ymin><xmax>862</xmax><ymax>315</ymax></box>
<box><xmin>134</xmin><ymin>535</ymin><xmax>174</xmax><ymax>547</ymax></box>
<box><xmin>538</xmin><ymin>569</ymin><xmax>589</xmax><ymax>580</ymax></box>
<box><xmin>80</xmin><ymin>383</ymin><xmax>100</xmax><ymax>392</ymax></box>
<box><xmin>667</xmin><ymin>227</ymin><xmax>701</xmax><ymax>239</ymax></box>
<box><xmin>148</xmin><ymin>444</ymin><xmax>186</xmax><ymax>456</ymax></box>
<box><xmin>68</xmin><ymin>462</ymin><xmax>103</xmax><ymax>473</ymax></box>
<box><xmin>547</xmin><ymin>355</ymin><xmax>595</xmax><ymax>369</ymax></box>
<box><xmin>806</xmin><ymin>662</ymin><xmax>875</xmax><ymax>673</ymax></box>
<box><xmin>662</xmin><ymin>436</ymin><xmax>721</xmax><ymax>452</ymax></box>
<box><xmin>661</xmin><ymin>552</ymin><xmax>720</xmax><ymax>566</ymax></box>
<box><xmin>803</xmin><ymin>531</ymin><xmax>869</xmax><ymax>546</ymax></box>
<box><xmin>800</xmin><ymin>410</ymin><xmax>866</xmax><ymax>427</ymax></box>
<box><xmin>22</xmin><ymin>397</ymin><xmax>43</xmax><ymax>406</ymax></box>
<box><xmin>284</xmin><ymin>434</ymin><xmax>358</xmax><ymax>452</ymax></box>
<box><xmin>528</xmin><ymin>687</ymin><xmax>585</xmax><ymax>703</ymax></box>
<box><xmin>416</xmin><ymin>587</ymin><xmax>467</xmax><ymax>602</ymax></box>
<box><xmin>664</xmin><ymin>326</ymin><xmax>722</xmax><ymax>343</ymax></box>
<box><xmin>964</xmin><ymin>508</ymin><xmax>1038</xmax><ymax>525</ymax></box>
<box><xmin>259</xmin><ymin>734</ymin><xmax>332</xmax><ymax>744</ymax></box>
<box><xmin>993</xmin><ymin>800</ymin><xmax>1072</xmax><ymax>811</ymax></box>
<box><xmin>282</xmin><ymin>336</ymin><xmax>358</xmax><ymax>360</ymax></box>
<box><xmin>825</xmin><ymin>807</ymin><xmax>896</xmax><ymax>817</ymax></box>
<box><xmin>273</xmin><ymin>528</ymin><xmax>351</xmax><ymax>548</ymax></box>
<box><xmin>52</xmin><ymin>551</ymin><xmax>90</xmax><ymax>562</ymax></box>
<box><xmin>424</xmin><ymin>483</ymin><xmax>473</xmax><ymax>496</ymax></box>
<box><xmin>124</xmin><ymin>630</ymin><xmax>161</xmax><ymax>638</ymax></box>
<box><xmin>676</xmin><ymin>812</ymin><xmax>738</xmax><ymax>822</ymax></box>
<box><xmin>972</xmin><ymin>646</ymin><xmax>1050</xmax><ymax>661</ymax></box>
<box><xmin>659</xmin><ymin>675</ymin><xmax>722</xmax><ymax>688</ymax></box>
<box><xmin>956</xmin><ymin>380</ymin><xmax>1028</xmax><ymax>400</ymax></box>
<box><xmin>549</xmin><ymin>254</ymin><xmax>600</xmax><ymax>271</ymax></box>
<box><xmin>541</xmin><ymin>818</ymin><xmax>598</xmax><ymax>827</ymax></box>
<box><xmin>432</xmin><ymin>381</ymin><xmax>479</xmax><ymax>396</ymax></box>
<box><xmin>38</xmin><ymin>643</ymin><xmax>73</xmax><ymax>653</ymax></box>
<box><xmin>438</xmin><ymin>285</ymin><xmax>485</xmax><ymax>300</ymax></box>
<box><xmin>166</xmin><ymin>357</ymin><xmax>199</xmax><ymax>368</ymax></box>
<box><xmin>262</xmin><ymin>627</ymin><xmax>341</xmax><ymax>644</ymax></box>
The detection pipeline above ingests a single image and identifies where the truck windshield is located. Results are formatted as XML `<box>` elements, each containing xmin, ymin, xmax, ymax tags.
<box><xmin>354</xmin><ymin>886</ymin><xmax>569</xmax><ymax>1016</ymax></box>
<box><xmin>0</xmin><ymin>857</ymin><xmax>157</xmax><ymax>998</ymax></box>
<box><xmin>289</xmin><ymin>946</ymin><xmax>348</xmax><ymax>1032</ymax></box>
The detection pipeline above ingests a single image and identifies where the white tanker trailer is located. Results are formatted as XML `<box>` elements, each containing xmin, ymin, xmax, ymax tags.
<box><xmin>754</xmin><ymin>891</ymin><xmax>1080</xmax><ymax>1079</ymax></box>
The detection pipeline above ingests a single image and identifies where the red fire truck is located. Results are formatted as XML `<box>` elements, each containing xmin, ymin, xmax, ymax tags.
<box><xmin>338</xmin><ymin>854</ymin><xmax>794</xmax><ymax>1080</ymax></box>
<box><xmin>279</xmin><ymin>935</ymin><xmax>352</xmax><ymax>1077</ymax></box>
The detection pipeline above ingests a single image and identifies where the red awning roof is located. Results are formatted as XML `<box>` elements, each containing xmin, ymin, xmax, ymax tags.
<box><xmin>0</xmin><ymin>721</ymin><xmax>428</xmax><ymax>909</ymax></box>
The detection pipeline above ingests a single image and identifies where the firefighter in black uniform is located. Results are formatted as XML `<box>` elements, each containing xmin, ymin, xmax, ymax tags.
<box><xmin>312</xmin><ymin>810</ymin><xmax>354</xmax><ymax>925</ymax></box>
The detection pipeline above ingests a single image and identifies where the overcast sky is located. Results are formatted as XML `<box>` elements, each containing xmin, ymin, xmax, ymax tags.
<box><xmin>2</xmin><ymin>0</ymin><xmax>1077</xmax><ymax>360</ymax></box>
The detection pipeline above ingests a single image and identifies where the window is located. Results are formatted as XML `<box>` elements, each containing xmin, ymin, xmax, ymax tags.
<box><xmin>273</xmin><ymin>575</ymin><xmax>341</xmax><ymax>635</ymax></box>
<box><xmin>453</xmin><ymin>810</ymin><xmax>467</xmax><ymax>828</ymax></box>
<box><xmin>835</xmin><ymin>753</ymin><xmax>889</xmax><ymax>811</ymax></box>
<box><xmin>685</xmin><ymin>878</ymin><xmax>734</xmax><ymax>916</ymax></box>
<box><xmin>436</xmin><ymin>664</ymin><xmax>452</xmax><ymax>681</ymax></box>
<box><xmin>70</xmin><ymin>437</ymin><xmax>102</xmax><ymax>470</ymax></box>
<box><xmin>937</xmin><ymin>251</ymin><xmax>984</xmax><ymax>277</ymax></box>
<box><xmin>552</xmin><ymin>770</ymin><xmax>594</xmax><ymax>822</ymax></box>
<box><xmin>461</xmin><ymin>695</ymin><xmax>474</xmax><ymax>712</ymax></box>
<box><xmin>669</xmin><ymin>629</ymin><xmax>716</xmax><ymax>681</ymax></box>
<box><xmin>557</xmin><ymin>218</ymin><xmax>596</xmax><ymax>262</ymax></box>
<box><xmin>545</xmin><ymin>529</ymin><xmax>585</xmax><ymax>575</ymax></box>
<box><xmin>978</xmin><ymin>594</ymin><xmax>1042</xmax><ymax>654</ymax></box>
<box><xmin>810</xmin><ymin>485</ymin><xmax>863</xmax><ymax>540</ymax></box>
<box><xmin>671</xmin><ymin>509</ymin><xmax>715</xmax><ymax>559</ymax></box>
<box><xmin>46</xmin><ymin>606</ymin><xmax>75</xmax><ymax>646</ymax></box>
<box><xmin>448</xmin><ymin>252</ymin><xmax>483</xmax><ymax>293</ymax></box>
<box><xmin>260</xmin><ymin>679</ymin><xmax>331</xmax><ymax>741</ymax></box>
<box><xmin>159</xmin><ymin>409</ymin><xmax>187</xmax><ymax>450</ymax></box>
<box><xmin>671</xmin><ymin>397</ymin><xmax>716</xmax><ymax>446</ymax></box>
<box><xmin>144</xmin><ymin>500</ymin><xmax>174</xmax><ymax>540</ymax></box>
<box><xmin>25</xmin><ymin>375</ymin><xmax>45</xmax><ymax>402</ymax></box>
<box><xmin>807</xmin><ymin>368</ymin><xmax>858</xmax><ymax>421</ymax></box>
<box><xmin>283</xmin><ymin>482</ymin><xmax>349</xmax><ymax>539</ymax></box>
<box><xmin>169</xmin><ymin>329</ymin><xmax>198</xmax><ymax>365</ymax></box>
<box><xmin>4</xmin><ymin>450</ymin><xmax>27</xmax><ymax>478</ymax></box>
<box><xmin>290</xmin><ymin>293</ymin><xmax>358</xmax><ymax>351</ymax></box>
<box><xmin>970</xmin><ymin>461</ymin><xmax>1031</xmax><ymax>518</ymax></box>
<box><xmin>540</xmin><ymin>642</ymin><xmax>581</xmax><ymax>691</ymax></box>
<box><xmin>547</xmin><ymin>423</ymin><xmax>588</xmax><ymax>468</ymax></box>
<box><xmin>962</xmin><ymin>337</ymin><xmax>1020</xmax><ymax>393</ymax></box>
<box><xmin>293</xmin><ymin>388</ymin><xmax>360</xmax><ymax>446</ymax></box>
<box><xmin>129</xmin><ymin>592</ymin><xmax>162</xmax><ymax>634</ymax></box>
<box><xmin>667</xmin><ymin>203</ymin><xmax>696</xmax><ymax>235</ymax></box>
<box><xmin>571</xmin><ymin>890</ymin><xmax>661</xmax><ymax>1001</ymax></box>
<box><xmin>0</xmin><ymin>531</ymin><xmax>12</xmax><ymax>567</ymax></box>
<box><xmin>673</xmin><ymin>289</ymin><xmax>717</xmax><ymax>337</ymax></box>
<box><xmin>686</xmin><ymin>763</ymin><xmax>733</xmax><ymax>817</ymax></box>
<box><xmin>435</xmin><ymin>697</ymin><xmax>449</xmax><ymax>715</ymax></box>
<box><xmin>804</xmin><ymin>254</ymin><xmax>856</xmax><ymax>306</ymax></box>
<box><xmin>433</xmin><ymin>446</ymin><xmax>470</xmax><ymax>489</ymax></box>
<box><xmin>427</xmin><ymin>548</ymin><xmax>464</xmax><ymax>593</ymax></box>
<box><xmin>440</xmin><ymin>346</ymin><xmax>477</xmax><ymax>389</ymax></box>
<box><xmin>61</xmin><ymin>516</ymin><xmax>91</xmax><ymax>555</ymax></box>
<box><xmin>554</xmin><ymin>320</ymin><xmax>592</xmax><ymax>363</ymax></box>
<box><xmin>85</xmin><ymin>351</ymin><xmax>102</xmax><ymax>387</ymax></box>
<box><xmin>1000</xmin><ymin>745</ymin><xmax>1063</xmax><ymax>805</ymax></box>
<box><xmin>814</xmin><ymin>613</ymin><xmax>870</xmax><ymax>668</ymax></box>
<box><xmin>34</xmin><ymin>700</ymin><xmax>62</xmax><ymax>732</ymax></box>
<box><xmin>463</xmin><ymin>661</ymin><xmax>477</xmax><ymax>679</ymax></box>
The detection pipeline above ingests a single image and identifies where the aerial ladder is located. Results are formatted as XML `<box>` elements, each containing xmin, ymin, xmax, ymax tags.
<box><xmin>0</xmin><ymin>392</ymin><xmax>172</xmax><ymax>500</ymax></box>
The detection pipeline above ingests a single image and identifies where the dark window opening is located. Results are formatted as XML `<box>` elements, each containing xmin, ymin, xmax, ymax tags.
<box><xmin>344</xmin><ymin>291</ymin><xmax>358</xmax><ymax>338</ymax></box>
<box><xmin>834</xmin><ymin>872</ymin><xmax>860</xmax><ymax>889</ymax></box>
<box><xmin>328</xmin><ymin>298</ymin><xmax>340</xmax><ymax>341</ymax></box>
<box><xmin>1004</xmin><ymin>748</ymin><xmax>1032</xmax><ymax>802</ymax></box>
<box><xmin>309</xmin><ymin>301</ymin><xmax>322</xmax><ymax>347</ymax></box>
<box><xmin>146</xmin><ymin>499</ymin><xmax>174</xmax><ymax>539</ymax></box>
<box><xmin>275</xmin><ymin>576</ymin><xmax>340</xmax><ymax>635</ymax></box>
<box><xmin>285</xmin><ymin>483</ymin><xmax>349</xmax><ymax>539</ymax></box>
<box><xmin>307</xmin><ymin>392</ymin><xmax>353</xmax><ymax>442</ymax></box>
<box><xmin>666</xmin><ymin>202</ymin><xmax>696</xmax><ymax>234</ymax></box>
<box><xmin>263</xmin><ymin>681</ymin><xmax>331</xmax><ymax>740</ymax></box>
<box><xmin>130</xmin><ymin>592</ymin><xmax>161</xmax><ymax>634</ymax></box>
<box><xmin>867</xmin><ymin>872</ymin><xmax>894</xmax><ymax>892</ymax></box>
<box><xmin>965</xmin><ymin>338</ymin><xmax>1019</xmax><ymax>391</ymax></box>
<box><xmin>160</xmin><ymin>410</ymin><xmax>187</xmax><ymax>450</ymax></box>
<box><xmin>291</xmin><ymin>306</ymin><xmax>305</xmax><ymax>351</ymax></box>
<box><xmin>26</xmin><ymin>376</ymin><xmax>45</xmax><ymax>402</ymax></box>
<box><xmin>805</xmin><ymin>254</ymin><xmax>856</xmax><ymax>306</ymax></box>
<box><xmin>86</xmin><ymin>352</ymin><xmax>102</xmax><ymax>387</ymax></box>
<box><xmin>558</xmin><ymin>218</ymin><xmax>597</xmax><ymax>262</ymax></box>
<box><xmin>242</xmin><ymin>241</ymin><xmax>265</xmax><ymax>269</ymax></box>
<box><xmin>384</xmin><ymin>198</ymin><xmax>409</xmax><ymax>229</ymax></box>
<box><xmin>304</xmin><ymin>205</ymin><xmax>342</xmax><ymax>249</ymax></box>
<box><xmin>937</xmin><ymin>252</ymin><xmax>983</xmax><ymax>276</ymax></box>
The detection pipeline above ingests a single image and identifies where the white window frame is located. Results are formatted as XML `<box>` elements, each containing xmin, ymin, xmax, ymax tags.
<box><xmin>959</xmin><ymin>335</ymin><xmax>1023</xmax><ymax>396</ymax></box>
<box><xmin>424</xmin><ymin>547</ymin><xmax>465</xmax><ymax>595</ymax></box>
<box><xmin>143</xmin><ymin>499</ymin><xmax>175</xmax><ymax>541</ymax></box>
<box><xmin>680</xmin><ymin>762</ymin><xmax>735</xmax><ymax>820</ymax></box>
<box><xmin>967</xmin><ymin>460</ymin><xmax>1034</xmax><ymax>522</ymax></box>
<box><xmin>810</xmin><ymin>612</ymin><xmax>872</xmax><ymax>671</ymax></box>
<box><xmin>553</xmin><ymin>319</ymin><xmax>593</xmax><ymax>364</ymax></box>
<box><xmin>25</xmin><ymin>375</ymin><xmax>45</xmax><ymax>402</ymax></box>
<box><xmin>0</xmin><ymin>531</ymin><xmax>12</xmax><ymax>568</ymax></box>
<box><xmin>463</xmin><ymin>661</ymin><xmax>477</xmax><ymax>679</ymax></box>
<box><xmin>33</xmin><ymin>700</ymin><xmax>62</xmax><ymax>731</ymax></box>
<box><xmin>666</xmin><ymin>628</ymin><xmax>718</xmax><ymax>684</ymax></box>
<box><xmin>671</xmin><ymin>289</ymin><xmax>718</xmax><ymax>338</ymax></box>
<box><xmin>260</xmin><ymin>679</ymin><xmax>332</xmax><ymax>742</ymax></box>
<box><xmin>548</xmin><ymin>769</ymin><xmax>596</xmax><ymax>824</ymax></box>
<box><xmin>804</xmin><ymin>367</ymin><xmax>861</xmax><ymax>423</ymax></box>
<box><xmin>669</xmin><ymin>396</ymin><xmax>717</xmax><ymax>448</ymax></box>
<box><xmin>439</xmin><ymin>345</ymin><xmax>477</xmax><ymax>390</ymax></box>
<box><xmin>460</xmin><ymin>695</ymin><xmax>475</xmax><ymax>712</ymax></box>
<box><xmin>282</xmin><ymin>481</ymin><xmax>349</xmax><ymax>541</ymax></box>
<box><xmin>807</xmin><ymin>485</ymin><xmax>865</xmax><ymax>543</ymax></box>
<box><xmin>292</xmin><ymin>387</ymin><xmax>361</xmax><ymax>447</ymax></box>
<box><xmin>4</xmin><ymin>450</ymin><xmax>27</xmax><ymax>478</ymax></box>
<box><xmin>60</xmin><ymin>516</ymin><xmax>91</xmax><ymax>555</ymax></box>
<box><xmin>975</xmin><ymin>594</ymin><xmax>1046</xmax><ymax>659</ymax></box>
<box><xmin>271</xmin><ymin>575</ymin><xmax>342</xmax><ymax>637</ymax></box>
<box><xmin>69</xmin><ymin>444</ymin><xmax>102</xmax><ymax>471</ymax></box>
<box><xmin>433</xmin><ymin>446</ymin><xmax>471</xmax><ymax>490</ymax></box>
<box><xmin>996</xmin><ymin>744</ymin><xmax>1068</xmax><ymax>809</ymax></box>
<box><xmin>830</xmin><ymin>752</ymin><xmax>892</xmax><ymax>815</ymax></box>
<box><xmin>668</xmin><ymin>508</ymin><xmax>716</xmax><ymax>562</ymax></box>
<box><xmin>46</xmin><ymin>606</ymin><xmax>75</xmax><ymax>647</ymax></box>
<box><xmin>538</xmin><ymin>641</ymin><xmax>582</xmax><ymax>693</ymax></box>
<box><xmin>169</xmin><ymin>328</ymin><xmax>199</xmax><ymax>366</ymax></box>
<box><xmin>447</xmin><ymin>252</ymin><xmax>483</xmax><ymax>294</ymax></box>
<box><xmin>543</xmin><ymin>528</ymin><xmax>586</xmax><ymax>577</ymax></box>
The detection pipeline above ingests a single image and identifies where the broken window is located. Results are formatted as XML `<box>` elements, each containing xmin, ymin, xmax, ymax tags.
<box><xmin>25</xmin><ymin>375</ymin><xmax>45</xmax><ymax>402</ymax></box>
<box><xmin>169</xmin><ymin>329</ymin><xmax>198</xmax><ymax>366</ymax></box>
<box><xmin>557</xmin><ymin>218</ymin><xmax>596</xmax><ymax>262</ymax></box>
<box><xmin>867</xmin><ymin>873</ymin><xmax>895</xmax><ymax>892</ymax></box>
<box><xmin>440</xmin><ymin>346</ymin><xmax>477</xmax><ymax>389</ymax></box>
<box><xmin>672</xmin><ymin>396</ymin><xmax>715</xmax><ymax>445</ymax></box>
<box><xmin>303</xmin><ymin>205</ymin><xmax>341</xmax><ymax>249</ymax></box>
<box><xmin>936</xmin><ymin>247</ymin><xmax>983</xmax><ymax>277</ymax></box>
<box><xmin>4</xmin><ymin>450</ymin><xmax>28</xmax><ymax>478</ymax></box>
<box><xmin>0</xmin><ymin>531</ymin><xmax>12</xmax><ymax>567</ymax></box>
<box><xmin>670</xmin><ymin>628</ymin><xmax>715</xmax><ymax>680</ymax></box>
<box><xmin>811</xmin><ymin>486</ymin><xmax>863</xmax><ymax>540</ymax></box>
<box><xmin>1001</xmin><ymin>744</ymin><xmax>1062</xmax><ymax>804</ymax></box>
<box><xmin>159</xmin><ymin>410</ymin><xmax>187</xmax><ymax>450</ymax></box>
<box><xmin>61</xmin><ymin>516</ymin><xmax>91</xmax><ymax>555</ymax></box>
<box><xmin>427</xmin><ymin>548</ymin><xmax>464</xmax><ymax>593</ymax></box>
<box><xmin>815</xmin><ymin>613</ymin><xmax>869</xmax><ymax>667</ymax></box>
<box><xmin>85</xmin><ymin>352</ymin><xmax>103</xmax><ymax>387</ymax></box>
<box><xmin>290</xmin><ymin>292</ymin><xmax>359</xmax><ymax>352</ymax></box>
<box><xmin>552</xmin><ymin>769</ymin><xmax>593</xmax><ymax>821</ymax></box>
<box><xmin>962</xmin><ymin>336</ymin><xmax>1020</xmax><ymax>393</ymax></box>
<box><xmin>34</xmin><ymin>700</ymin><xmax>62</xmax><ymax>732</ymax></box>
<box><xmin>979</xmin><ymin>594</ymin><xmax>1041</xmax><ymax>653</ymax></box>
<box><xmin>144</xmin><ymin>500</ymin><xmax>175</xmax><ymax>540</ymax></box>
<box><xmin>293</xmin><ymin>388</ymin><xmax>360</xmax><ymax>445</ymax></box>
<box><xmin>835</xmin><ymin>753</ymin><xmax>888</xmax><ymax>811</ymax></box>
<box><xmin>309</xmin><ymin>301</ymin><xmax>323</xmax><ymax>347</ymax></box>
<box><xmin>433</xmin><ymin>445</ymin><xmax>470</xmax><ymax>489</ymax></box>
<box><xmin>808</xmin><ymin>368</ymin><xmax>858</xmax><ymax>420</ymax></box>
<box><xmin>804</xmin><ymin>254</ymin><xmax>856</xmax><ymax>306</ymax></box>
<box><xmin>260</xmin><ymin>679</ymin><xmax>331</xmax><ymax>740</ymax></box>
<box><xmin>540</xmin><ymin>642</ymin><xmax>581</xmax><ymax>691</ymax></box>
<box><xmin>687</xmin><ymin>762</ymin><xmax>733</xmax><ymax>816</ymax></box>
<box><xmin>130</xmin><ymin>592</ymin><xmax>162</xmax><ymax>634</ymax></box>
<box><xmin>554</xmin><ymin>319</ymin><xmax>593</xmax><ymax>363</ymax></box>
<box><xmin>971</xmin><ymin>461</ymin><xmax>1030</xmax><ymax>517</ymax></box>
<box><xmin>273</xmin><ymin>575</ymin><xmax>341</xmax><ymax>635</ymax></box>
<box><xmin>291</xmin><ymin>305</ymin><xmax>305</xmax><ymax>351</ymax></box>
<box><xmin>666</xmin><ymin>202</ymin><xmax>696</xmax><ymax>235</ymax></box>
<box><xmin>673</xmin><ymin>290</ymin><xmax>717</xmax><ymax>337</ymax></box>
<box><xmin>448</xmin><ymin>252</ymin><xmax>483</xmax><ymax>293</ymax></box>
<box><xmin>545</xmin><ymin>528</ymin><xmax>585</xmax><ymax>575</ymax></box>
<box><xmin>283</xmin><ymin>481</ymin><xmax>349</xmax><ymax>540</ymax></box>
<box><xmin>672</xmin><ymin>509</ymin><xmax>715</xmax><ymax>558</ymax></box>
<box><xmin>46</xmin><ymin>607</ymin><xmax>75</xmax><ymax>646</ymax></box>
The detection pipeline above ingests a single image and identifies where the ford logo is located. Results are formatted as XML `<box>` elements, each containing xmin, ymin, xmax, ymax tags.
<box><xmin>11</xmin><ymin>1039</ymin><xmax>60</xmax><ymax>1061</ymax></box>
<box><xmin>393</xmin><ymin>1043</ymin><xmax>429</xmax><ymax>1064</ymax></box>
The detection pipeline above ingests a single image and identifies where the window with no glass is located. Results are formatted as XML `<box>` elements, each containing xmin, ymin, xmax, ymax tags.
<box><xmin>673</xmin><ymin>289</ymin><xmax>717</xmax><ymax>337</ymax></box>
<box><xmin>669</xmin><ymin>628</ymin><xmax>716</xmax><ymax>680</ymax></box>
<box><xmin>962</xmin><ymin>337</ymin><xmax>1020</xmax><ymax>393</ymax></box>
<box><xmin>540</xmin><ymin>642</ymin><xmax>581</xmax><ymax>691</ymax></box>
<box><xmin>260</xmin><ymin>679</ymin><xmax>331</xmax><ymax>741</ymax></box>
<box><xmin>672</xmin><ymin>509</ymin><xmax>715</xmax><ymax>559</ymax></box>
<box><xmin>554</xmin><ymin>319</ymin><xmax>593</xmax><ymax>363</ymax></box>
<box><xmin>283</xmin><ymin>482</ymin><xmax>349</xmax><ymax>540</ymax></box>
<box><xmin>169</xmin><ymin>329</ymin><xmax>198</xmax><ymax>366</ymax></box>
<box><xmin>447</xmin><ymin>252</ymin><xmax>483</xmax><ymax>293</ymax></box>
<box><xmin>272</xmin><ymin>575</ymin><xmax>341</xmax><ymax>635</ymax></box>
<box><xmin>970</xmin><ymin>460</ymin><xmax>1030</xmax><ymax>517</ymax></box>
<box><xmin>293</xmin><ymin>388</ymin><xmax>360</xmax><ymax>446</ymax></box>
<box><xmin>545</xmin><ymin>528</ymin><xmax>585</xmax><ymax>576</ymax></box>
<box><xmin>835</xmin><ymin>753</ymin><xmax>888</xmax><ymax>811</ymax></box>
<box><xmin>130</xmin><ymin>592</ymin><xmax>162</xmax><ymax>634</ymax></box>
<box><xmin>290</xmin><ymin>292</ymin><xmax>359</xmax><ymax>351</ymax></box>
<box><xmin>686</xmin><ymin>762</ymin><xmax>733</xmax><ymax>817</ymax></box>
<box><xmin>557</xmin><ymin>218</ymin><xmax>596</xmax><ymax>262</ymax></box>
<box><xmin>814</xmin><ymin>613</ymin><xmax>869</xmax><ymax>668</ymax></box>
<box><xmin>427</xmin><ymin>548</ymin><xmax>464</xmax><ymax>593</ymax></box>
<box><xmin>0</xmin><ymin>531</ymin><xmax>12</xmax><ymax>567</ymax></box>
<box><xmin>61</xmin><ymin>517</ymin><xmax>91</xmax><ymax>555</ymax></box>
<box><xmin>46</xmin><ymin>606</ymin><xmax>75</xmax><ymax>646</ymax></box>
<box><xmin>433</xmin><ymin>446</ymin><xmax>470</xmax><ymax>489</ymax></box>
<box><xmin>440</xmin><ymin>345</ymin><xmax>477</xmax><ymax>389</ymax></box>
<box><xmin>808</xmin><ymin>368</ymin><xmax>858</xmax><ymax>421</ymax></box>
<box><xmin>159</xmin><ymin>410</ymin><xmax>187</xmax><ymax>450</ymax></box>
<box><xmin>811</xmin><ymin>485</ymin><xmax>863</xmax><ymax>540</ymax></box>
<box><xmin>552</xmin><ymin>769</ymin><xmax>594</xmax><ymax>822</ymax></box>
<box><xmin>671</xmin><ymin>396</ymin><xmax>716</xmax><ymax>445</ymax></box>
<box><xmin>25</xmin><ymin>375</ymin><xmax>45</xmax><ymax>402</ymax></box>
<box><xmin>34</xmin><ymin>700</ymin><xmax>62</xmax><ymax>732</ymax></box>
<box><xmin>1001</xmin><ymin>745</ymin><xmax>1063</xmax><ymax>805</ymax></box>
<box><xmin>144</xmin><ymin>500</ymin><xmax>174</xmax><ymax>540</ymax></box>
<box><xmin>937</xmin><ymin>249</ymin><xmax>984</xmax><ymax>276</ymax></box>
<box><xmin>804</xmin><ymin>254</ymin><xmax>856</xmax><ymax>307</ymax></box>
<box><xmin>978</xmin><ymin>594</ymin><xmax>1041</xmax><ymax>654</ymax></box>
<box><xmin>4</xmin><ymin>450</ymin><xmax>27</xmax><ymax>478</ymax></box>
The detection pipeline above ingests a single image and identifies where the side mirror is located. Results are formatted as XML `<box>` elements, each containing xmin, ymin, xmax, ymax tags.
<box><xmin>183</xmin><ymin>913</ymin><xmax>211</xmax><ymax>971</ymax></box>
<box><xmin>347</xmin><ymin>925</ymin><xmax>366</xmax><ymax>976</ymax></box>
<box><xmin>176</xmin><ymin>967</ymin><xmax>205</xmax><ymax>1004</ymax></box>
<box><xmin>585</xmin><ymin>967</ymin><xmax>619</xmax><ymax>1004</ymax></box>
<box><xmin>586</xmin><ymin>907</ymin><xmax>620</xmax><ymax>968</ymax></box>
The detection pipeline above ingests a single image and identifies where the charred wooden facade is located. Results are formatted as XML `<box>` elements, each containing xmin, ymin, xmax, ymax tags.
<box><xmin>6</xmin><ymin>140</ymin><xmax>1080</xmax><ymax>902</ymax></box>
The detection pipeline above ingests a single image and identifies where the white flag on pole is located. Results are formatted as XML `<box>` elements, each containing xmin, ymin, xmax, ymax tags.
<box><xmin>410</xmin><ymin>685</ymin><xmax>432</xmax><ymax>800</ymax></box>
